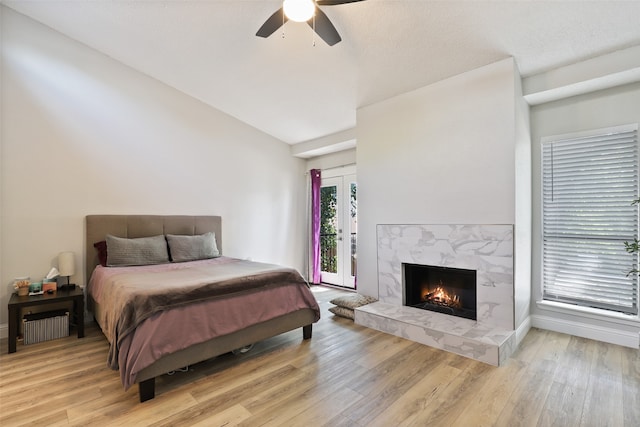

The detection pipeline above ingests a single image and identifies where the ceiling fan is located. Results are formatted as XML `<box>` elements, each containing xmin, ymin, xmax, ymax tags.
<box><xmin>256</xmin><ymin>0</ymin><xmax>366</xmax><ymax>46</ymax></box>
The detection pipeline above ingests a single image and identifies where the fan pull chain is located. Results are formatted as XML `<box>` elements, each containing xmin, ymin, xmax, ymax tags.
<box><xmin>282</xmin><ymin>8</ymin><xmax>285</xmax><ymax>39</ymax></box>
<box><xmin>312</xmin><ymin>13</ymin><xmax>316</xmax><ymax>46</ymax></box>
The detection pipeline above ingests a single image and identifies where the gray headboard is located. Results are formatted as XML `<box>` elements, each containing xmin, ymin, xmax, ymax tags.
<box><xmin>85</xmin><ymin>215</ymin><xmax>222</xmax><ymax>282</ymax></box>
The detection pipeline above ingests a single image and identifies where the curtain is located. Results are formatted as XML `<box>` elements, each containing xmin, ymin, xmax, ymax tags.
<box><xmin>310</xmin><ymin>169</ymin><xmax>322</xmax><ymax>284</ymax></box>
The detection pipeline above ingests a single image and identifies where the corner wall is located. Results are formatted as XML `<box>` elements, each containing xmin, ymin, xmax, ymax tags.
<box><xmin>357</xmin><ymin>59</ymin><xmax>520</xmax><ymax>317</ymax></box>
<box><xmin>530</xmin><ymin>82</ymin><xmax>640</xmax><ymax>347</ymax></box>
<box><xmin>514</xmin><ymin>64</ymin><xmax>532</xmax><ymax>336</ymax></box>
<box><xmin>0</xmin><ymin>5</ymin><xmax>4</xmax><ymax>334</ymax></box>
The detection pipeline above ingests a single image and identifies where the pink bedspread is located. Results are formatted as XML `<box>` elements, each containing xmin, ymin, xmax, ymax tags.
<box><xmin>88</xmin><ymin>257</ymin><xmax>320</xmax><ymax>389</ymax></box>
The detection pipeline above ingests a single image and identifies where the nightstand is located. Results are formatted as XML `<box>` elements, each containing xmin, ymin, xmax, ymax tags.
<box><xmin>7</xmin><ymin>287</ymin><xmax>84</xmax><ymax>353</ymax></box>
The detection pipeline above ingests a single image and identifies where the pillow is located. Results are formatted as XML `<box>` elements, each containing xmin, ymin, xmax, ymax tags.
<box><xmin>105</xmin><ymin>234</ymin><xmax>170</xmax><ymax>267</ymax></box>
<box><xmin>166</xmin><ymin>232</ymin><xmax>219</xmax><ymax>263</ymax></box>
<box><xmin>330</xmin><ymin>294</ymin><xmax>377</xmax><ymax>309</ymax></box>
<box><xmin>93</xmin><ymin>240</ymin><xmax>108</xmax><ymax>266</ymax></box>
<box><xmin>328</xmin><ymin>306</ymin><xmax>355</xmax><ymax>320</ymax></box>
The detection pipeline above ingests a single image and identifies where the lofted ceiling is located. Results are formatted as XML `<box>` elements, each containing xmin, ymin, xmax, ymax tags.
<box><xmin>3</xmin><ymin>0</ymin><xmax>640</xmax><ymax>149</ymax></box>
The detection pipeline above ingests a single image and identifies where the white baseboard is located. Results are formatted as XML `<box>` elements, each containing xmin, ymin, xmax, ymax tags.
<box><xmin>531</xmin><ymin>314</ymin><xmax>640</xmax><ymax>348</ymax></box>
<box><xmin>4</xmin><ymin>316</ymin><xmax>636</xmax><ymax>349</ymax></box>
<box><xmin>515</xmin><ymin>316</ymin><xmax>532</xmax><ymax>346</ymax></box>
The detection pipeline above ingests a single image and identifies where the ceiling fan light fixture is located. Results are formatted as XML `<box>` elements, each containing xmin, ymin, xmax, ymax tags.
<box><xmin>283</xmin><ymin>0</ymin><xmax>315</xmax><ymax>22</ymax></box>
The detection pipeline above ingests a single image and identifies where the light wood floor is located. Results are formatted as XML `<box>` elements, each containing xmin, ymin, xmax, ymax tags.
<box><xmin>1</xmin><ymin>286</ymin><xmax>638</xmax><ymax>427</ymax></box>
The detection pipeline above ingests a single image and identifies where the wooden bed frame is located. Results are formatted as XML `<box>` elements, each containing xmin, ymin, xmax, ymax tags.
<box><xmin>85</xmin><ymin>215</ymin><xmax>316</xmax><ymax>402</ymax></box>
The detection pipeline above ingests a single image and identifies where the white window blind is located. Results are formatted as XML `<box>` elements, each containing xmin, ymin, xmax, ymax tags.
<box><xmin>542</xmin><ymin>124</ymin><xmax>639</xmax><ymax>315</ymax></box>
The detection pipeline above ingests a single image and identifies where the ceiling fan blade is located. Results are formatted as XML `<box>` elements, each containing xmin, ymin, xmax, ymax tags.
<box><xmin>316</xmin><ymin>0</ymin><xmax>366</xmax><ymax>5</ymax></box>
<box><xmin>308</xmin><ymin>8</ymin><xmax>341</xmax><ymax>46</ymax></box>
<box><xmin>256</xmin><ymin>7</ymin><xmax>288</xmax><ymax>38</ymax></box>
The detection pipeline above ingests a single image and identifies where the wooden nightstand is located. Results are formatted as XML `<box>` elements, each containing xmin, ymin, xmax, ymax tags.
<box><xmin>7</xmin><ymin>287</ymin><xmax>84</xmax><ymax>353</ymax></box>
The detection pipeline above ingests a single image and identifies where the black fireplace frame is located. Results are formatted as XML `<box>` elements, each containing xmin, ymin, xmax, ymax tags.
<box><xmin>403</xmin><ymin>263</ymin><xmax>477</xmax><ymax>320</ymax></box>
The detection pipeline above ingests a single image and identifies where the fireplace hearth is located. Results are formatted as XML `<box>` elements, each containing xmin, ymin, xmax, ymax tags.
<box><xmin>403</xmin><ymin>263</ymin><xmax>477</xmax><ymax>320</ymax></box>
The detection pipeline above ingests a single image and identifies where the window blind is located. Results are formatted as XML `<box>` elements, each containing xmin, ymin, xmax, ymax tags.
<box><xmin>542</xmin><ymin>124</ymin><xmax>639</xmax><ymax>315</ymax></box>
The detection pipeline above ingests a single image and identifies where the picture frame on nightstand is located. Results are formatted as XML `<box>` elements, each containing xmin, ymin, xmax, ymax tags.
<box><xmin>28</xmin><ymin>282</ymin><xmax>42</xmax><ymax>294</ymax></box>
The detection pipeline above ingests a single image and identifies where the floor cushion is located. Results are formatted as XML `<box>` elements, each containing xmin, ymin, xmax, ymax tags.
<box><xmin>328</xmin><ymin>306</ymin><xmax>355</xmax><ymax>320</ymax></box>
<box><xmin>329</xmin><ymin>293</ymin><xmax>377</xmax><ymax>320</ymax></box>
<box><xmin>330</xmin><ymin>294</ymin><xmax>377</xmax><ymax>309</ymax></box>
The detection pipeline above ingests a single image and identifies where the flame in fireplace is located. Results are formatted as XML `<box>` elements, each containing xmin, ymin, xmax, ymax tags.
<box><xmin>421</xmin><ymin>284</ymin><xmax>462</xmax><ymax>309</ymax></box>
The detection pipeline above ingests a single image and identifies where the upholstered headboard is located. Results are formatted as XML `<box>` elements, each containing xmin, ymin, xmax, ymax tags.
<box><xmin>85</xmin><ymin>215</ymin><xmax>222</xmax><ymax>282</ymax></box>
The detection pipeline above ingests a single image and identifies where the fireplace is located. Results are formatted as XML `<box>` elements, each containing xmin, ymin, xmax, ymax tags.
<box><xmin>403</xmin><ymin>263</ymin><xmax>477</xmax><ymax>320</ymax></box>
<box><xmin>357</xmin><ymin>224</ymin><xmax>515</xmax><ymax>366</ymax></box>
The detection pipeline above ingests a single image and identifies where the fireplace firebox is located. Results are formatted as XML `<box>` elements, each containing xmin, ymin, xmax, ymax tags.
<box><xmin>403</xmin><ymin>263</ymin><xmax>477</xmax><ymax>320</ymax></box>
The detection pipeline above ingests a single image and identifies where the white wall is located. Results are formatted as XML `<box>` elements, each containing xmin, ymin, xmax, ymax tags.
<box><xmin>514</xmin><ymin>64</ymin><xmax>532</xmax><ymax>333</ymax></box>
<box><xmin>305</xmin><ymin>148</ymin><xmax>356</xmax><ymax>172</ymax></box>
<box><xmin>530</xmin><ymin>82</ymin><xmax>640</xmax><ymax>345</ymax></box>
<box><xmin>0</xmin><ymin>5</ymin><xmax>4</xmax><ymax>331</ymax></box>
<box><xmin>0</xmin><ymin>7</ymin><xmax>307</xmax><ymax>328</ymax></box>
<box><xmin>357</xmin><ymin>59</ymin><xmax>519</xmax><ymax>306</ymax></box>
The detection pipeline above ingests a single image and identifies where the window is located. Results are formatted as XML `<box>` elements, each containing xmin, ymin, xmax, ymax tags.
<box><xmin>541</xmin><ymin>124</ymin><xmax>639</xmax><ymax>315</ymax></box>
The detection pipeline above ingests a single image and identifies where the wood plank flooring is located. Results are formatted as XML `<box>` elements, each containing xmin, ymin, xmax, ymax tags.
<box><xmin>1</xmin><ymin>286</ymin><xmax>638</xmax><ymax>426</ymax></box>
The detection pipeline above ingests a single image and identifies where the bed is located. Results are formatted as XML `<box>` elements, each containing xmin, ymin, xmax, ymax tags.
<box><xmin>85</xmin><ymin>215</ymin><xmax>320</xmax><ymax>402</ymax></box>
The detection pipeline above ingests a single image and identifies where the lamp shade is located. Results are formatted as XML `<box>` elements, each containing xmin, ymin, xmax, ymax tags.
<box><xmin>58</xmin><ymin>251</ymin><xmax>76</xmax><ymax>277</ymax></box>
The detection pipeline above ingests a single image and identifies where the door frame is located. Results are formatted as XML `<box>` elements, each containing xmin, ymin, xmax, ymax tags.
<box><xmin>319</xmin><ymin>166</ymin><xmax>356</xmax><ymax>288</ymax></box>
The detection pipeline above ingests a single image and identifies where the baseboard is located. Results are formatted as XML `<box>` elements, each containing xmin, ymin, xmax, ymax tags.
<box><xmin>5</xmin><ymin>315</ymin><xmax>636</xmax><ymax>349</ymax></box>
<box><xmin>515</xmin><ymin>316</ymin><xmax>532</xmax><ymax>347</ymax></box>
<box><xmin>531</xmin><ymin>314</ymin><xmax>640</xmax><ymax>348</ymax></box>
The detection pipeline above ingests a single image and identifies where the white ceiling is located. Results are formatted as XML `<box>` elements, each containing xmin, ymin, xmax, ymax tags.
<box><xmin>4</xmin><ymin>0</ymin><xmax>640</xmax><ymax>148</ymax></box>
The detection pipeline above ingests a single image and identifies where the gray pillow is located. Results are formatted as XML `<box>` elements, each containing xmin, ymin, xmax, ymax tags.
<box><xmin>105</xmin><ymin>234</ymin><xmax>170</xmax><ymax>267</ymax></box>
<box><xmin>166</xmin><ymin>232</ymin><xmax>219</xmax><ymax>262</ymax></box>
<box><xmin>330</xmin><ymin>294</ymin><xmax>377</xmax><ymax>309</ymax></box>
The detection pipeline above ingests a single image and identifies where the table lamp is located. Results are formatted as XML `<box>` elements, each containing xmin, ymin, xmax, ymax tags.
<box><xmin>58</xmin><ymin>251</ymin><xmax>76</xmax><ymax>289</ymax></box>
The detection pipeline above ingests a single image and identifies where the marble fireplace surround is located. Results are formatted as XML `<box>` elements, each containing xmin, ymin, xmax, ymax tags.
<box><xmin>354</xmin><ymin>224</ymin><xmax>517</xmax><ymax>366</ymax></box>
